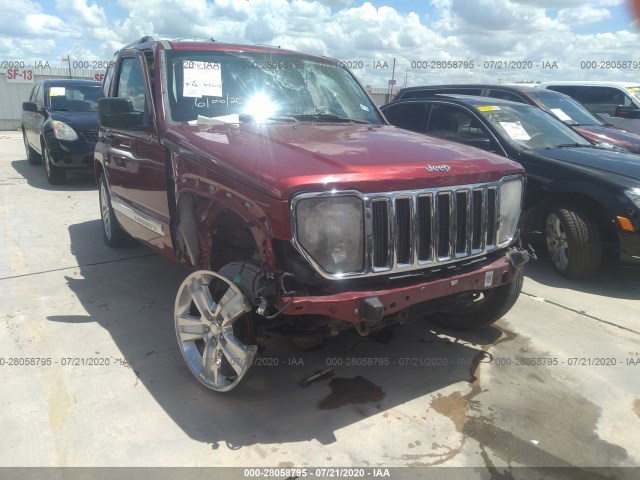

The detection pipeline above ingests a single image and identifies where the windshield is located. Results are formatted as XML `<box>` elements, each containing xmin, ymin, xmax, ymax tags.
<box><xmin>46</xmin><ymin>85</ymin><xmax>100</xmax><ymax>111</ymax></box>
<box><xmin>529</xmin><ymin>90</ymin><xmax>602</xmax><ymax>126</ymax></box>
<box><xmin>476</xmin><ymin>103</ymin><xmax>592</xmax><ymax>150</ymax></box>
<box><xmin>163</xmin><ymin>51</ymin><xmax>382</xmax><ymax>124</ymax></box>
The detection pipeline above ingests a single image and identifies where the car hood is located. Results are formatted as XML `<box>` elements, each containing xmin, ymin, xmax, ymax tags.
<box><xmin>47</xmin><ymin>110</ymin><xmax>99</xmax><ymax>131</ymax></box>
<box><xmin>165</xmin><ymin>123</ymin><xmax>523</xmax><ymax>200</ymax></box>
<box><xmin>573</xmin><ymin>125</ymin><xmax>640</xmax><ymax>154</ymax></box>
<box><xmin>529</xmin><ymin>146</ymin><xmax>640</xmax><ymax>180</ymax></box>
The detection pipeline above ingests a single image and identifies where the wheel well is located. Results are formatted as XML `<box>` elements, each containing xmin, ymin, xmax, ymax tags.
<box><xmin>94</xmin><ymin>161</ymin><xmax>104</xmax><ymax>185</ymax></box>
<box><xmin>526</xmin><ymin>193</ymin><xmax>618</xmax><ymax>245</ymax></box>
<box><xmin>209</xmin><ymin>210</ymin><xmax>260</xmax><ymax>271</ymax></box>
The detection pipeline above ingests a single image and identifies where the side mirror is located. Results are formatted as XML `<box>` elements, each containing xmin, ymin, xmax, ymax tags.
<box><xmin>22</xmin><ymin>101</ymin><xmax>38</xmax><ymax>113</ymax></box>
<box><xmin>463</xmin><ymin>137</ymin><xmax>492</xmax><ymax>151</ymax></box>
<box><xmin>98</xmin><ymin>98</ymin><xmax>146</xmax><ymax>129</ymax></box>
<box><xmin>614</xmin><ymin>105</ymin><xmax>640</xmax><ymax>119</ymax></box>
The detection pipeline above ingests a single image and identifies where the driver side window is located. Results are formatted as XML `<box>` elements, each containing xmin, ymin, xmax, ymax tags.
<box><xmin>116</xmin><ymin>57</ymin><xmax>149</xmax><ymax>124</ymax></box>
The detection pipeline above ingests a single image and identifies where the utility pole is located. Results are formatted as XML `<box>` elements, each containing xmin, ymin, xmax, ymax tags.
<box><xmin>403</xmin><ymin>69</ymin><xmax>410</xmax><ymax>88</ymax></box>
<box><xmin>61</xmin><ymin>55</ymin><xmax>72</xmax><ymax>78</ymax></box>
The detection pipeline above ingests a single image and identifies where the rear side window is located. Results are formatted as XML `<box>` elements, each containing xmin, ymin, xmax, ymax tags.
<box><xmin>102</xmin><ymin>64</ymin><xmax>114</xmax><ymax>97</ymax></box>
<box><xmin>401</xmin><ymin>88</ymin><xmax>482</xmax><ymax>99</ymax></box>
<box><xmin>546</xmin><ymin>85</ymin><xmax>579</xmax><ymax>98</ymax></box>
<box><xmin>383</xmin><ymin>103</ymin><xmax>427</xmax><ymax>132</ymax></box>
<box><xmin>487</xmin><ymin>89</ymin><xmax>526</xmax><ymax>104</ymax></box>
<box><xmin>581</xmin><ymin>87</ymin><xmax>631</xmax><ymax>116</ymax></box>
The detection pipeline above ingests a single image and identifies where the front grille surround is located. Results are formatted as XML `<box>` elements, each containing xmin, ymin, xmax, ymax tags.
<box><xmin>290</xmin><ymin>175</ymin><xmax>523</xmax><ymax>280</ymax></box>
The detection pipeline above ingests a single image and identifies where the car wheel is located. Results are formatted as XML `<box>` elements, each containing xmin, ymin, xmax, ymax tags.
<box><xmin>24</xmin><ymin>131</ymin><xmax>42</xmax><ymax>165</ymax></box>
<box><xmin>545</xmin><ymin>205</ymin><xmax>602</xmax><ymax>278</ymax></box>
<box><xmin>174</xmin><ymin>269</ymin><xmax>258</xmax><ymax>392</ymax></box>
<box><xmin>98</xmin><ymin>173</ymin><xmax>130</xmax><ymax>247</ymax></box>
<box><xmin>42</xmin><ymin>143</ymin><xmax>65</xmax><ymax>184</ymax></box>
<box><xmin>432</xmin><ymin>267</ymin><xmax>523</xmax><ymax>330</ymax></box>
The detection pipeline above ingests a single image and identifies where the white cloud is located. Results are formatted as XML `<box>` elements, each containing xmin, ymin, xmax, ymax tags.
<box><xmin>557</xmin><ymin>5</ymin><xmax>611</xmax><ymax>24</ymax></box>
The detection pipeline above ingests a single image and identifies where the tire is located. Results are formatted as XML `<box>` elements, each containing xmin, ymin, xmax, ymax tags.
<box><xmin>42</xmin><ymin>142</ymin><xmax>65</xmax><ymax>184</ymax></box>
<box><xmin>174</xmin><ymin>269</ymin><xmax>258</xmax><ymax>392</ymax></box>
<box><xmin>98</xmin><ymin>173</ymin><xmax>130</xmax><ymax>247</ymax></box>
<box><xmin>23</xmin><ymin>131</ymin><xmax>42</xmax><ymax>165</ymax></box>
<box><xmin>432</xmin><ymin>267</ymin><xmax>524</xmax><ymax>330</ymax></box>
<box><xmin>544</xmin><ymin>205</ymin><xmax>602</xmax><ymax>279</ymax></box>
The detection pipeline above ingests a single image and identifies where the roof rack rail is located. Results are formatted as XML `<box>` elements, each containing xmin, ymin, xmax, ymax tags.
<box><xmin>120</xmin><ymin>36</ymin><xmax>157</xmax><ymax>50</ymax></box>
<box><xmin>171</xmin><ymin>36</ymin><xmax>217</xmax><ymax>42</ymax></box>
<box><xmin>254</xmin><ymin>43</ymin><xmax>281</xmax><ymax>48</ymax></box>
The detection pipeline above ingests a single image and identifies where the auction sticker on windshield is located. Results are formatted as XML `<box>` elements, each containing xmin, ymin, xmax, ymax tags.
<box><xmin>183</xmin><ymin>61</ymin><xmax>222</xmax><ymax>98</ymax></box>
<box><xmin>477</xmin><ymin>105</ymin><xmax>501</xmax><ymax>112</ymax></box>
<box><xmin>550</xmin><ymin>108</ymin><xmax>572</xmax><ymax>122</ymax></box>
<box><xmin>49</xmin><ymin>87</ymin><xmax>65</xmax><ymax>96</ymax></box>
<box><xmin>499</xmin><ymin>121</ymin><xmax>531</xmax><ymax>140</ymax></box>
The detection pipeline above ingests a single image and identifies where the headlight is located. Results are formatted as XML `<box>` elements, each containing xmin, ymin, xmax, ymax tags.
<box><xmin>294</xmin><ymin>195</ymin><xmax>364</xmax><ymax>275</ymax></box>
<box><xmin>51</xmin><ymin>121</ymin><xmax>78</xmax><ymax>141</ymax></box>
<box><xmin>497</xmin><ymin>178</ymin><xmax>523</xmax><ymax>246</ymax></box>
<box><xmin>625</xmin><ymin>188</ymin><xmax>640</xmax><ymax>209</ymax></box>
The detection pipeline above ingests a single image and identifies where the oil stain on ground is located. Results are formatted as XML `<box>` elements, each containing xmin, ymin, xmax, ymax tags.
<box><xmin>318</xmin><ymin>376</ymin><xmax>385</xmax><ymax>409</ymax></box>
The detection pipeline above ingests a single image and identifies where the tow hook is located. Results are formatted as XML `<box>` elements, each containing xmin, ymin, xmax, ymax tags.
<box><xmin>508</xmin><ymin>249</ymin><xmax>531</xmax><ymax>268</ymax></box>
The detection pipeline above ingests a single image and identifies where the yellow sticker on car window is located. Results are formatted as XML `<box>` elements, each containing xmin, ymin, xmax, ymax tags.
<box><xmin>628</xmin><ymin>87</ymin><xmax>640</xmax><ymax>92</ymax></box>
<box><xmin>477</xmin><ymin>105</ymin><xmax>501</xmax><ymax>111</ymax></box>
<box><xmin>49</xmin><ymin>87</ymin><xmax>65</xmax><ymax>96</ymax></box>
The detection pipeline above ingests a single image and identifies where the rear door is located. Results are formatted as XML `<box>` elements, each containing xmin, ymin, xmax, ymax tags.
<box><xmin>102</xmin><ymin>51</ymin><xmax>172</xmax><ymax>251</ymax></box>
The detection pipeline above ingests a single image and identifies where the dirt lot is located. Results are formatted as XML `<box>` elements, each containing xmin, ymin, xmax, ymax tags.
<box><xmin>1</xmin><ymin>131</ymin><xmax>639</xmax><ymax>479</ymax></box>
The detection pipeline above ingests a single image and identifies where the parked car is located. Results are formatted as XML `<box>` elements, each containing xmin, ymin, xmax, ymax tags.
<box><xmin>538</xmin><ymin>81</ymin><xmax>640</xmax><ymax>134</ymax></box>
<box><xmin>22</xmin><ymin>79</ymin><xmax>101</xmax><ymax>184</ymax></box>
<box><xmin>95</xmin><ymin>37</ymin><xmax>529</xmax><ymax>391</ymax></box>
<box><xmin>393</xmin><ymin>84</ymin><xmax>640</xmax><ymax>154</ymax></box>
<box><xmin>381</xmin><ymin>96</ymin><xmax>640</xmax><ymax>278</ymax></box>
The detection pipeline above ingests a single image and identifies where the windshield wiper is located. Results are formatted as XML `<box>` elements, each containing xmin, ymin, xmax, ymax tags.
<box><xmin>290</xmin><ymin>113</ymin><xmax>370</xmax><ymax>124</ymax></box>
<box><xmin>552</xmin><ymin>143</ymin><xmax>585</xmax><ymax>149</ymax></box>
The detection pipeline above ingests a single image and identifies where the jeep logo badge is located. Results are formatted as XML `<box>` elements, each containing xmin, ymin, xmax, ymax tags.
<box><xmin>426</xmin><ymin>164</ymin><xmax>451</xmax><ymax>173</ymax></box>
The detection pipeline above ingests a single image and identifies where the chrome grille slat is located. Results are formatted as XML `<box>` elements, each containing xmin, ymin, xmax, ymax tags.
<box><xmin>370</xmin><ymin>181</ymin><xmax>508</xmax><ymax>272</ymax></box>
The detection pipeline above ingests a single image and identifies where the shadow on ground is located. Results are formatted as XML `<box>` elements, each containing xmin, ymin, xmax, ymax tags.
<box><xmin>524</xmin><ymin>254</ymin><xmax>640</xmax><ymax>300</ymax></box>
<box><xmin>11</xmin><ymin>158</ymin><xmax>96</xmax><ymax>191</ymax></box>
<box><xmin>49</xmin><ymin>219</ymin><xmax>508</xmax><ymax>448</ymax></box>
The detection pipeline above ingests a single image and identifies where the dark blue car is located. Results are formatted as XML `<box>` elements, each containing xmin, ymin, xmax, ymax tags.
<box><xmin>22</xmin><ymin>79</ymin><xmax>101</xmax><ymax>184</ymax></box>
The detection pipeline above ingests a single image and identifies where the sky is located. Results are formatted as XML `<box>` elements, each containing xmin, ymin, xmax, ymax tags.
<box><xmin>1</xmin><ymin>0</ymin><xmax>640</xmax><ymax>87</ymax></box>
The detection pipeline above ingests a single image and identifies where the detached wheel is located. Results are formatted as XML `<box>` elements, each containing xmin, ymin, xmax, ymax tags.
<box><xmin>42</xmin><ymin>143</ymin><xmax>65</xmax><ymax>184</ymax></box>
<box><xmin>24</xmin><ymin>131</ymin><xmax>41</xmax><ymax>165</ymax></box>
<box><xmin>545</xmin><ymin>205</ymin><xmax>602</xmax><ymax>278</ymax></box>
<box><xmin>433</xmin><ymin>267</ymin><xmax>524</xmax><ymax>330</ymax></box>
<box><xmin>98</xmin><ymin>173</ymin><xmax>129</xmax><ymax>247</ymax></box>
<box><xmin>174</xmin><ymin>270</ymin><xmax>258</xmax><ymax>392</ymax></box>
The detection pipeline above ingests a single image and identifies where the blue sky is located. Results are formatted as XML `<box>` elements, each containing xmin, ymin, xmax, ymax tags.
<box><xmin>1</xmin><ymin>0</ymin><xmax>639</xmax><ymax>86</ymax></box>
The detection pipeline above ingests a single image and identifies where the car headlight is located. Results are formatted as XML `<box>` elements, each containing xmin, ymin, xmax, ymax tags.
<box><xmin>625</xmin><ymin>188</ymin><xmax>640</xmax><ymax>209</ymax></box>
<box><xmin>497</xmin><ymin>178</ymin><xmax>524</xmax><ymax>246</ymax></box>
<box><xmin>294</xmin><ymin>194</ymin><xmax>364</xmax><ymax>275</ymax></box>
<box><xmin>51</xmin><ymin>120</ymin><xmax>78</xmax><ymax>141</ymax></box>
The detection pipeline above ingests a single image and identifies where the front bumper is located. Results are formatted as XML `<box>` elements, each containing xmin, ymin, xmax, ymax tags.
<box><xmin>280</xmin><ymin>250</ymin><xmax>527</xmax><ymax>323</ymax></box>
<box><xmin>619</xmin><ymin>230</ymin><xmax>640</xmax><ymax>265</ymax></box>
<box><xmin>45</xmin><ymin>132</ymin><xmax>96</xmax><ymax>170</ymax></box>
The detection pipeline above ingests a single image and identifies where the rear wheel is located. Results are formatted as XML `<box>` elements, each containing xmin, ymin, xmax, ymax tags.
<box><xmin>545</xmin><ymin>205</ymin><xmax>602</xmax><ymax>278</ymax></box>
<box><xmin>24</xmin><ymin>131</ymin><xmax>41</xmax><ymax>165</ymax></box>
<box><xmin>174</xmin><ymin>269</ymin><xmax>258</xmax><ymax>392</ymax></box>
<box><xmin>98</xmin><ymin>173</ymin><xmax>129</xmax><ymax>247</ymax></box>
<box><xmin>42</xmin><ymin>143</ymin><xmax>65</xmax><ymax>184</ymax></box>
<box><xmin>432</xmin><ymin>267</ymin><xmax>524</xmax><ymax>330</ymax></box>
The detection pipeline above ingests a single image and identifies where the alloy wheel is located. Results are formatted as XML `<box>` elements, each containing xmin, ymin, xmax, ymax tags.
<box><xmin>99</xmin><ymin>181</ymin><xmax>112</xmax><ymax>241</ymax></box>
<box><xmin>545</xmin><ymin>213</ymin><xmax>569</xmax><ymax>271</ymax></box>
<box><xmin>174</xmin><ymin>270</ymin><xmax>257</xmax><ymax>391</ymax></box>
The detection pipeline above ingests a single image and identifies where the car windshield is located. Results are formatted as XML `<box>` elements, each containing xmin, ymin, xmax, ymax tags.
<box><xmin>528</xmin><ymin>90</ymin><xmax>602</xmax><ymax>126</ymax></box>
<box><xmin>163</xmin><ymin>50</ymin><xmax>382</xmax><ymax>124</ymax></box>
<box><xmin>46</xmin><ymin>85</ymin><xmax>100</xmax><ymax>111</ymax></box>
<box><xmin>475</xmin><ymin>102</ymin><xmax>592</xmax><ymax>150</ymax></box>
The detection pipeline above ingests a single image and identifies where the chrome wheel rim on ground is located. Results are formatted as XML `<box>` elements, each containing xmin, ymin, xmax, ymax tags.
<box><xmin>99</xmin><ymin>182</ymin><xmax>112</xmax><ymax>240</ymax></box>
<box><xmin>545</xmin><ymin>213</ymin><xmax>569</xmax><ymax>271</ymax></box>
<box><xmin>174</xmin><ymin>270</ymin><xmax>257</xmax><ymax>392</ymax></box>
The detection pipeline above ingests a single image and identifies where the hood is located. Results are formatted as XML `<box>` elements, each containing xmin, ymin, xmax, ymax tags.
<box><xmin>47</xmin><ymin>110</ymin><xmax>99</xmax><ymax>131</ymax></box>
<box><xmin>530</xmin><ymin>146</ymin><xmax>640</xmax><ymax>180</ymax></box>
<box><xmin>164</xmin><ymin>123</ymin><xmax>523</xmax><ymax>200</ymax></box>
<box><xmin>574</xmin><ymin>125</ymin><xmax>640</xmax><ymax>154</ymax></box>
